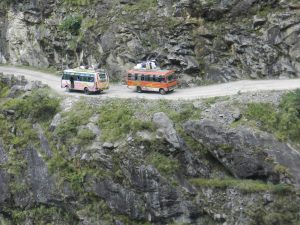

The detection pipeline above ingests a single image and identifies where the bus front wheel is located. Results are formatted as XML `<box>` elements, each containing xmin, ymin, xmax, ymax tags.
<box><xmin>137</xmin><ymin>86</ymin><xmax>142</xmax><ymax>93</ymax></box>
<box><xmin>159</xmin><ymin>88</ymin><xmax>166</xmax><ymax>95</ymax></box>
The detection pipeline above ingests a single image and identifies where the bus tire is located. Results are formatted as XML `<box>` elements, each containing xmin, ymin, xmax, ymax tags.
<box><xmin>66</xmin><ymin>86</ymin><xmax>71</xmax><ymax>92</ymax></box>
<box><xmin>159</xmin><ymin>88</ymin><xmax>166</xmax><ymax>95</ymax></box>
<box><xmin>137</xmin><ymin>86</ymin><xmax>142</xmax><ymax>93</ymax></box>
<box><xmin>84</xmin><ymin>87</ymin><xmax>90</xmax><ymax>95</ymax></box>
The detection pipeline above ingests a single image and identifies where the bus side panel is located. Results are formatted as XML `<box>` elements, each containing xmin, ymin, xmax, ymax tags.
<box><xmin>76</xmin><ymin>81</ymin><xmax>95</xmax><ymax>91</ymax></box>
<box><xmin>128</xmin><ymin>80</ymin><xmax>168</xmax><ymax>91</ymax></box>
<box><xmin>128</xmin><ymin>80</ymin><xmax>178</xmax><ymax>92</ymax></box>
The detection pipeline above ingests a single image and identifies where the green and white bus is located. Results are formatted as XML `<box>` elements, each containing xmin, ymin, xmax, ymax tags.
<box><xmin>61</xmin><ymin>68</ymin><xmax>109</xmax><ymax>94</ymax></box>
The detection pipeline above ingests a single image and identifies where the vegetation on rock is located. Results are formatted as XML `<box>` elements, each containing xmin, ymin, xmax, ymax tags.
<box><xmin>245</xmin><ymin>89</ymin><xmax>300</xmax><ymax>143</ymax></box>
<box><xmin>1</xmin><ymin>75</ymin><xmax>300</xmax><ymax>224</ymax></box>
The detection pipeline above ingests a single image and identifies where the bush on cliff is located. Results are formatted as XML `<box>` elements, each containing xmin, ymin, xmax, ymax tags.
<box><xmin>2</xmin><ymin>88</ymin><xmax>60</xmax><ymax>122</ymax></box>
<box><xmin>59</xmin><ymin>15</ymin><xmax>82</xmax><ymax>35</ymax></box>
<box><xmin>245</xmin><ymin>89</ymin><xmax>300</xmax><ymax>143</ymax></box>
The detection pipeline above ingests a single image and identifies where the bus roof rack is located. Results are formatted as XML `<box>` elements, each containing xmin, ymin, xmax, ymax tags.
<box><xmin>64</xmin><ymin>67</ymin><xmax>106</xmax><ymax>73</ymax></box>
<box><xmin>134</xmin><ymin>60</ymin><xmax>160</xmax><ymax>70</ymax></box>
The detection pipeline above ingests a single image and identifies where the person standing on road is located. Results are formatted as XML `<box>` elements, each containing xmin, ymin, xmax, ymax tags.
<box><xmin>70</xmin><ymin>76</ymin><xmax>74</xmax><ymax>89</ymax></box>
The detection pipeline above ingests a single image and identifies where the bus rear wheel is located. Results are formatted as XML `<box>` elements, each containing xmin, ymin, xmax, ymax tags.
<box><xmin>159</xmin><ymin>88</ymin><xmax>166</xmax><ymax>95</ymax></box>
<box><xmin>84</xmin><ymin>88</ymin><xmax>90</xmax><ymax>95</ymax></box>
<box><xmin>137</xmin><ymin>86</ymin><xmax>142</xmax><ymax>93</ymax></box>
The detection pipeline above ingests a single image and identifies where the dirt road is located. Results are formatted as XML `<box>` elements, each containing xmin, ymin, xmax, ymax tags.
<box><xmin>1</xmin><ymin>66</ymin><xmax>300</xmax><ymax>100</ymax></box>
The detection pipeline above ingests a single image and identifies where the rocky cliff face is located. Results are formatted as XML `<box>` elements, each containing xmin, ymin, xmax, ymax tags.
<box><xmin>1</xmin><ymin>73</ymin><xmax>300</xmax><ymax>224</ymax></box>
<box><xmin>0</xmin><ymin>0</ymin><xmax>300</xmax><ymax>83</ymax></box>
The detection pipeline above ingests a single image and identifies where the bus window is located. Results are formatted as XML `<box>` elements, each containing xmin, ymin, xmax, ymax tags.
<box><xmin>149</xmin><ymin>76</ymin><xmax>153</xmax><ymax>82</ymax></box>
<box><xmin>153</xmin><ymin>75</ymin><xmax>157</xmax><ymax>82</ymax></box>
<box><xmin>145</xmin><ymin>75</ymin><xmax>149</xmax><ymax>81</ymax></box>
<box><xmin>128</xmin><ymin>74</ymin><xmax>132</xmax><ymax>80</ymax></box>
<box><xmin>141</xmin><ymin>75</ymin><xmax>145</xmax><ymax>81</ymax></box>
<box><xmin>82</xmin><ymin>76</ymin><xmax>88</xmax><ymax>82</ymax></box>
<box><xmin>135</xmin><ymin>74</ymin><xmax>138</xmax><ymax>81</ymax></box>
<box><xmin>158</xmin><ymin>76</ymin><xmax>165</xmax><ymax>82</ymax></box>
<box><xmin>89</xmin><ymin>76</ymin><xmax>94</xmax><ymax>82</ymax></box>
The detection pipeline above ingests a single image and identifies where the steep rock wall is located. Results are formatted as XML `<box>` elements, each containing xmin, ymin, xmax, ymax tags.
<box><xmin>0</xmin><ymin>0</ymin><xmax>300</xmax><ymax>83</ymax></box>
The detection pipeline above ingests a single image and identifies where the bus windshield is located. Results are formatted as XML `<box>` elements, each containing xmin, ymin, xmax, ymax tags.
<box><xmin>99</xmin><ymin>73</ymin><xmax>107</xmax><ymax>81</ymax></box>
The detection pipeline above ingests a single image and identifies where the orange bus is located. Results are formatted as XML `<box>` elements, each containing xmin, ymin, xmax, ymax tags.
<box><xmin>127</xmin><ymin>69</ymin><xmax>177</xmax><ymax>95</ymax></box>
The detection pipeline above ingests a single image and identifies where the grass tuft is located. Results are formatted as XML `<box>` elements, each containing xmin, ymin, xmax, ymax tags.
<box><xmin>190</xmin><ymin>178</ymin><xmax>293</xmax><ymax>194</ymax></box>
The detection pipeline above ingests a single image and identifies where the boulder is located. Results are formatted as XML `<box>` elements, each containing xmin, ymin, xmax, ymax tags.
<box><xmin>253</xmin><ymin>15</ymin><xmax>267</xmax><ymax>28</ymax></box>
<box><xmin>87</xmin><ymin>178</ymin><xmax>146</xmax><ymax>220</ymax></box>
<box><xmin>201</xmin><ymin>102</ymin><xmax>242</xmax><ymax>125</ymax></box>
<box><xmin>102</xmin><ymin>142</ymin><xmax>114</xmax><ymax>149</ymax></box>
<box><xmin>7</xmin><ymin>85</ymin><xmax>25</xmax><ymax>98</ymax></box>
<box><xmin>152</xmin><ymin>112</ymin><xmax>180</xmax><ymax>150</ymax></box>
<box><xmin>87</xmin><ymin>165</ymin><xmax>197</xmax><ymax>222</ymax></box>
<box><xmin>184</xmin><ymin>119</ymin><xmax>300</xmax><ymax>187</ymax></box>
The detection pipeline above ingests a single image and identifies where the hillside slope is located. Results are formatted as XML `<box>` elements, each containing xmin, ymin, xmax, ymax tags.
<box><xmin>1</xmin><ymin>74</ymin><xmax>300</xmax><ymax>225</ymax></box>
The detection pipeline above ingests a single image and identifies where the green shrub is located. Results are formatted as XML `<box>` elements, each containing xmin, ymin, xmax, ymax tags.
<box><xmin>190</xmin><ymin>178</ymin><xmax>292</xmax><ymax>193</ymax></box>
<box><xmin>168</xmin><ymin>103</ymin><xmax>199</xmax><ymax>123</ymax></box>
<box><xmin>0</xmin><ymin>117</ymin><xmax>13</xmax><ymax>145</ymax></box>
<box><xmin>2</xmin><ymin>89</ymin><xmax>60</xmax><ymax>122</ymax></box>
<box><xmin>245</xmin><ymin>102</ymin><xmax>277</xmax><ymax>130</ymax></box>
<box><xmin>47</xmin><ymin>151</ymin><xmax>87</xmax><ymax>193</ymax></box>
<box><xmin>77</xmin><ymin>129</ymin><xmax>96</xmax><ymax>144</ymax></box>
<box><xmin>10</xmin><ymin>205</ymin><xmax>74</xmax><ymax>224</ymax></box>
<box><xmin>97</xmin><ymin>101</ymin><xmax>154</xmax><ymax>142</ymax></box>
<box><xmin>12</xmin><ymin>119</ymin><xmax>38</xmax><ymax>148</ymax></box>
<box><xmin>276</xmin><ymin>89</ymin><xmax>300</xmax><ymax>141</ymax></box>
<box><xmin>59</xmin><ymin>15</ymin><xmax>83</xmax><ymax>35</ymax></box>
<box><xmin>0</xmin><ymin>82</ymin><xmax>9</xmax><ymax>98</ymax></box>
<box><xmin>251</xmin><ymin>198</ymin><xmax>300</xmax><ymax>225</ymax></box>
<box><xmin>245</xmin><ymin>90</ymin><xmax>300</xmax><ymax>143</ymax></box>
<box><xmin>147</xmin><ymin>152</ymin><xmax>179</xmax><ymax>176</ymax></box>
<box><xmin>55</xmin><ymin>101</ymin><xmax>93</xmax><ymax>141</ymax></box>
<box><xmin>77</xmin><ymin>200</ymin><xmax>112</xmax><ymax>222</ymax></box>
<box><xmin>123</xmin><ymin>0</ymin><xmax>157</xmax><ymax>12</ymax></box>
